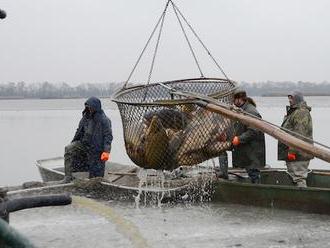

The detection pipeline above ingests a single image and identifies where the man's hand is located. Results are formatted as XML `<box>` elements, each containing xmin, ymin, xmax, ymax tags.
<box><xmin>101</xmin><ymin>152</ymin><xmax>110</xmax><ymax>162</ymax></box>
<box><xmin>232</xmin><ymin>136</ymin><xmax>240</xmax><ymax>146</ymax></box>
<box><xmin>287</xmin><ymin>152</ymin><xmax>296</xmax><ymax>161</ymax></box>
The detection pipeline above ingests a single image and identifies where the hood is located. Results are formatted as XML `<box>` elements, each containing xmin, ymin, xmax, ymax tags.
<box><xmin>288</xmin><ymin>91</ymin><xmax>304</xmax><ymax>105</ymax></box>
<box><xmin>297</xmin><ymin>101</ymin><xmax>311</xmax><ymax>111</ymax></box>
<box><xmin>85</xmin><ymin>97</ymin><xmax>102</xmax><ymax>113</ymax></box>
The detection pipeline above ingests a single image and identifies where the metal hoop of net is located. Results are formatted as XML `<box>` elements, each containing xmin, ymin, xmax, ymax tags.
<box><xmin>113</xmin><ymin>78</ymin><xmax>237</xmax><ymax>170</ymax></box>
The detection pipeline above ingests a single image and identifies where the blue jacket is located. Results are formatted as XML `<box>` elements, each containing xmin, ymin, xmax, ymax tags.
<box><xmin>72</xmin><ymin>97</ymin><xmax>113</xmax><ymax>153</ymax></box>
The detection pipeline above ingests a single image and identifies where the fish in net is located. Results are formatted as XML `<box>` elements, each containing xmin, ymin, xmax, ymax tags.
<box><xmin>113</xmin><ymin>78</ymin><xmax>237</xmax><ymax>170</ymax></box>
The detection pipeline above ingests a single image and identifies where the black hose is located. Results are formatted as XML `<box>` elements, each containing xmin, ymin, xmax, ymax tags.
<box><xmin>0</xmin><ymin>9</ymin><xmax>6</xmax><ymax>19</ymax></box>
<box><xmin>0</xmin><ymin>194</ymin><xmax>72</xmax><ymax>219</ymax></box>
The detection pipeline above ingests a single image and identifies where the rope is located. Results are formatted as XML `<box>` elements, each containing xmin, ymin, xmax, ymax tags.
<box><xmin>146</xmin><ymin>1</ymin><xmax>169</xmax><ymax>86</ymax></box>
<box><xmin>123</xmin><ymin>0</ymin><xmax>170</xmax><ymax>89</ymax></box>
<box><xmin>142</xmin><ymin>1</ymin><xmax>170</xmax><ymax>101</ymax></box>
<box><xmin>170</xmin><ymin>1</ymin><xmax>204</xmax><ymax>78</ymax></box>
<box><xmin>171</xmin><ymin>1</ymin><xmax>230</xmax><ymax>80</ymax></box>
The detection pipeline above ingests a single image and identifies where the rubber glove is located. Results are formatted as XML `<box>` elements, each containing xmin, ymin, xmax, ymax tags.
<box><xmin>287</xmin><ymin>153</ymin><xmax>296</xmax><ymax>161</ymax></box>
<box><xmin>232</xmin><ymin>136</ymin><xmax>240</xmax><ymax>146</ymax></box>
<box><xmin>101</xmin><ymin>152</ymin><xmax>110</xmax><ymax>162</ymax></box>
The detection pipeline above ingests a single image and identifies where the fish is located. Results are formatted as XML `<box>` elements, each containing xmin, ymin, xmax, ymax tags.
<box><xmin>173</xmin><ymin>109</ymin><xmax>233</xmax><ymax>167</ymax></box>
<box><xmin>124</xmin><ymin>107</ymin><xmax>234</xmax><ymax>170</ymax></box>
<box><xmin>124</xmin><ymin>121</ymin><xmax>146</xmax><ymax>166</ymax></box>
<box><xmin>124</xmin><ymin>115</ymin><xmax>171</xmax><ymax>169</ymax></box>
<box><xmin>143</xmin><ymin>108</ymin><xmax>189</xmax><ymax>131</ymax></box>
<box><xmin>144</xmin><ymin>115</ymin><xmax>170</xmax><ymax>169</ymax></box>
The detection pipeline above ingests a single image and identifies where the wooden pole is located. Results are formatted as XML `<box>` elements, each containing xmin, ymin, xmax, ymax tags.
<box><xmin>200</xmin><ymin>101</ymin><xmax>330</xmax><ymax>163</ymax></box>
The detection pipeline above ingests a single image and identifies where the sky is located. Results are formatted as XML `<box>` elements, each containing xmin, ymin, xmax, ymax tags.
<box><xmin>0</xmin><ymin>0</ymin><xmax>330</xmax><ymax>85</ymax></box>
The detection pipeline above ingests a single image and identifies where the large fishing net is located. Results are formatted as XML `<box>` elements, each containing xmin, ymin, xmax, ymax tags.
<box><xmin>113</xmin><ymin>78</ymin><xmax>237</xmax><ymax>170</ymax></box>
<box><xmin>112</xmin><ymin>1</ymin><xmax>238</xmax><ymax>170</ymax></box>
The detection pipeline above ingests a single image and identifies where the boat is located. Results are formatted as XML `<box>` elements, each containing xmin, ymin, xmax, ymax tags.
<box><xmin>35</xmin><ymin>157</ymin><xmax>214</xmax><ymax>203</ymax></box>
<box><xmin>214</xmin><ymin>169</ymin><xmax>330</xmax><ymax>215</ymax></box>
<box><xmin>35</xmin><ymin>157</ymin><xmax>330</xmax><ymax>214</ymax></box>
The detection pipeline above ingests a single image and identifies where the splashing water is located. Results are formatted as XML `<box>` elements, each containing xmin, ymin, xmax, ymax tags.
<box><xmin>134</xmin><ymin>164</ymin><xmax>217</xmax><ymax>208</ymax></box>
<box><xmin>134</xmin><ymin>169</ymin><xmax>166</xmax><ymax>208</ymax></box>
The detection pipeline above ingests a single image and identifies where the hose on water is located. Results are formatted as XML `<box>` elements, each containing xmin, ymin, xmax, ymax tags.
<box><xmin>5</xmin><ymin>194</ymin><xmax>72</xmax><ymax>213</ymax></box>
<box><xmin>0</xmin><ymin>194</ymin><xmax>72</xmax><ymax>223</ymax></box>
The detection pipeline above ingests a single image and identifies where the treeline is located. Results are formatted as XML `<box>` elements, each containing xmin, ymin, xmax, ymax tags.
<box><xmin>0</xmin><ymin>82</ymin><xmax>123</xmax><ymax>99</ymax></box>
<box><xmin>240</xmin><ymin>81</ymin><xmax>330</xmax><ymax>96</ymax></box>
<box><xmin>1</xmin><ymin>81</ymin><xmax>330</xmax><ymax>99</ymax></box>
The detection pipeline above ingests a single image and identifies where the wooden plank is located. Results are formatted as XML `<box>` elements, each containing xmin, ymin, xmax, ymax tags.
<box><xmin>106</xmin><ymin>167</ymin><xmax>137</xmax><ymax>183</ymax></box>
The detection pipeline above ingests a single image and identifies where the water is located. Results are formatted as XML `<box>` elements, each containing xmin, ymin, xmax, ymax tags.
<box><xmin>0</xmin><ymin>98</ymin><xmax>134</xmax><ymax>185</ymax></box>
<box><xmin>2</xmin><ymin>97</ymin><xmax>330</xmax><ymax>247</ymax></box>
<box><xmin>10</xmin><ymin>201</ymin><xmax>330</xmax><ymax>248</ymax></box>
<box><xmin>1</xmin><ymin>96</ymin><xmax>329</xmax><ymax>186</ymax></box>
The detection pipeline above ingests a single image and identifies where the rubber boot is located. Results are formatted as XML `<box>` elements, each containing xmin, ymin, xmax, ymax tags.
<box><xmin>247</xmin><ymin>168</ymin><xmax>261</xmax><ymax>184</ymax></box>
<box><xmin>62</xmin><ymin>155</ymin><xmax>73</xmax><ymax>183</ymax></box>
<box><xmin>296</xmin><ymin>180</ymin><xmax>307</xmax><ymax>188</ymax></box>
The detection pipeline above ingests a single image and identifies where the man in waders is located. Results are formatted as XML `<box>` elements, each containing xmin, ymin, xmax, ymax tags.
<box><xmin>230</xmin><ymin>89</ymin><xmax>266</xmax><ymax>183</ymax></box>
<box><xmin>278</xmin><ymin>91</ymin><xmax>313</xmax><ymax>187</ymax></box>
<box><xmin>62</xmin><ymin>97</ymin><xmax>113</xmax><ymax>183</ymax></box>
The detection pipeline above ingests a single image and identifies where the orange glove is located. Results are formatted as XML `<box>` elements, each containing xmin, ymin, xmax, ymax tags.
<box><xmin>232</xmin><ymin>136</ymin><xmax>240</xmax><ymax>146</ymax></box>
<box><xmin>287</xmin><ymin>152</ymin><xmax>296</xmax><ymax>161</ymax></box>
<box><xmin>101</xmin><ymin>152</ymin><xmax>110</xmax><ymax>162</ymax></box>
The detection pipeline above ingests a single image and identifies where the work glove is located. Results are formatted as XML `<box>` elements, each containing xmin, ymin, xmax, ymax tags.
<box><xmin>232</xmin><ymin>136</ymin><xmax>240</xmax><ymax>146</ymax></box>
<box><xmin>101</xmin><ymin>152</ymin><xmax>110</xmax><ymax>162</ymax></box>
<box><xmin>287</xmin><ymin>152</ymin><xmax>296</xmax><ymax>161</ymax></box>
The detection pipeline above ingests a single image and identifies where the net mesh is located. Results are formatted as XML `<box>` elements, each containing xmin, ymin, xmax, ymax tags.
<box><xmin>113</xmin><ymin>78</ymin><xmax>237</xmax><ymax>170</ymax></box>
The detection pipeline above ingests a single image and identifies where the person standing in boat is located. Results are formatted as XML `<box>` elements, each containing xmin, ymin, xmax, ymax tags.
<box><xmin>230</xmin><ymin>88</ymin><xmax>266</xmax><ymax>183</ymax></box>
<box><xmin>278</xmin><ymin>91</ymin><xmax>313</xmax><ymax>187</ymax></box>
<box><xmin>62</xmin><ymin>97</ymin><xmax>113</xmax><ymax>183</ymax></box>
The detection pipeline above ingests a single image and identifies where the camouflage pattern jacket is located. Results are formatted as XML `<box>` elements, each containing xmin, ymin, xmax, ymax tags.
<box><xmin>277</xmin><ymin>101</ymin><xmax>313</xmax><ymax>161</ymax></box>
<box><xmin>232</xmin><ymin>101</ymin><xmax>266</xmax><ymax>169</ymax></box>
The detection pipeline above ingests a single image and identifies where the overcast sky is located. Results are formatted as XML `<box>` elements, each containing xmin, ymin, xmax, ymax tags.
<box><xmin>1</xmin><ymin>0</ymin><xmax>329</xmax><ymax>85</ymax></box>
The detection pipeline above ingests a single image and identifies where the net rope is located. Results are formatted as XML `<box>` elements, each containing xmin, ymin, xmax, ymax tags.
<box><xmin>114</xmin><ymin>1</ymin><xmax>237</xmax><ymax>170</ymax></box>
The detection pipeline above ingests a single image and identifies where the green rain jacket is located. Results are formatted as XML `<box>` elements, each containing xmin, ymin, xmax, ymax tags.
<box><xmin>278</xmin><ymin>101</ymin><xmax>313</xmax><ymax>161</ymax></box>
<box><xmin>232</xmin><ymin>100</ymin><xmax>266</xmax><ymax>169</ymax></box>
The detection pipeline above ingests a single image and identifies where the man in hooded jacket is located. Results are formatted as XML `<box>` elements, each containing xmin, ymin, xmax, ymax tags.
<box><xmin>63</xmin><ymin>97</ymin><xmax>113</xmax><ymax>182</ymax></box>
<box><xmin>278</xmin><ymin>91</ymin><xmax>313</xmax><ymax>187</ymax></box>
<box><xmin>230</xmin><ymin>89</ymin><xmax>266</xmax><ymax>183</ymax></box>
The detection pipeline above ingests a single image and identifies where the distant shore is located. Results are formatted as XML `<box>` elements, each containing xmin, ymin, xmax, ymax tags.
<box><xmin>261</xmin><ymin>93</ymin><xmax>330</xmax><ymax>97</ymax></box>
<box><xmin>2</xmin><ymin>95</ymin><xmax>330</xmax><ymax>100</ymax></box>
<box><xmin>0</xmin><ymin>96</ymin><xmax>112</xmax><ymax>100</ymax></box>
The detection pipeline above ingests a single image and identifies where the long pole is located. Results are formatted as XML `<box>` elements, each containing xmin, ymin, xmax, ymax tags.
<box><xmin>196</xmin><ymin>100</ymin><xmax>330</xmax><ymax>163</ymax></box>
<box><xmin>168</xmin><ymin>88</ymin><xmax>330</xmax><ymax>164</ymax></box>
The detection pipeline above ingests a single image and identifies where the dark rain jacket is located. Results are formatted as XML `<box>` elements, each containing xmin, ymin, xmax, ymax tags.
<box><xmin>232</xmin><ymin>100</ymin><xmax>266</xmax><ymax>169</ymax></box>
<box><xmin>72</xmin><ymin>97</ymin><xmax>113</xmax><ymax>153</ymax></box>
<box><xmin>278</xmin><ymin>101</ymin><xmax>313</xmax><ymax>161</ymax></box>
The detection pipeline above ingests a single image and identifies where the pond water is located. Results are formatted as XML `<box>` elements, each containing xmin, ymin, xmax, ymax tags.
<box><xmin>1</xmin><ymin>97</ymin><xmax>330</xmax><ymax>247</ymax></box>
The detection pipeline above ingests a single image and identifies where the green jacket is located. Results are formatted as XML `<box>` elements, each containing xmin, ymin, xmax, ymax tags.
<box><xmin>277</xmin><ymin>101</ymin><xmax>313</xmax><ymax>161</ymax></box>
<box><xmin>232</xmin><ymin>101</ymin><xmax>266</xmax><ymax>169</ymax></box>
